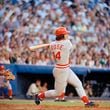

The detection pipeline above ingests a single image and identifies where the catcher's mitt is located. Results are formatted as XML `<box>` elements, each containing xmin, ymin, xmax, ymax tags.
<box><xmin>4</xmin><ymin>70</ymin><xmax>15</xmax><ymax>80</ymax></box>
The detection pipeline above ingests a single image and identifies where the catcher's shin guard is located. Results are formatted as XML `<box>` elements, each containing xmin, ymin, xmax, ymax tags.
<box><xmin>8</xmin><ymin>89</ymin><xmax>13</xmax><ymax>100</ymax></box>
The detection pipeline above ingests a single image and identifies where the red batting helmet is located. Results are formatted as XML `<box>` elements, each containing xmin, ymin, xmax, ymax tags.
<box><xmin>0</xmin><ymin>65</ymin><xmax>5</xmax><ymax>71</ymax></box>
<box><xmin>55</xmin><ymin>27</ymin><xmax>70</xmax><ymax>36</ymax></box>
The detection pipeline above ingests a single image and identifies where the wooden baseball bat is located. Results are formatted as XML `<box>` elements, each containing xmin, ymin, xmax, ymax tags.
<box><xmin>29</xmin><ymin>43</ymin><xmax>50</xmax><ymax>50</ymax></box>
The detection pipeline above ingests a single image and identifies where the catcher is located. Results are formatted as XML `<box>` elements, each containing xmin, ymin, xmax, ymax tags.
<box><xmin>0</xmin><ymin>65</ymin><xmax>15</xmax><ymax>99</ymax></box>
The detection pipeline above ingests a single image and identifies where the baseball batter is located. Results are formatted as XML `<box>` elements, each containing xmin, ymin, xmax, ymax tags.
<box><xmin>32</xmin><ymin>27</ymin><xmax>97</xmax><ymax>107</ymax></box>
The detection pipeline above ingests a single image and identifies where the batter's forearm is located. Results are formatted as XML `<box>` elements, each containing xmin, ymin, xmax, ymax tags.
<box><xmin>29</xmin><ymin>43</ymin><xmax>50</xmax><ymax>50</ymax></box>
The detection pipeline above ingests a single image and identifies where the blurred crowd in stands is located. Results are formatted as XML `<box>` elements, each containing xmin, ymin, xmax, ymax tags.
<box><xmin>0</xmin><ymin>0</ymin><xmax>110</xmax><ymax>68</ymax></box>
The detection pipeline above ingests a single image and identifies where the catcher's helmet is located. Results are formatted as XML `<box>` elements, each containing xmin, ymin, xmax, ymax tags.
<box><xmin>55</xmin><ymin>27</ymin><xmax>69</xmax><ymax>36</ymax></box>
<box><xmin>0</xmin><ymin>65</ymin><xmax>5</xmax><ymax>71</ymax></box>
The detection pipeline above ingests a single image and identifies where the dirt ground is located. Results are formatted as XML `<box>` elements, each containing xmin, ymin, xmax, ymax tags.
<box><xmin>0</xmin><ymin>104</ymin><xmax>110</xmax><ymax>110</ymax></box>
<box><xmin>0</xmin><ymin>99</ymin><xmax>110</xmax><ymax>110</ymax></box>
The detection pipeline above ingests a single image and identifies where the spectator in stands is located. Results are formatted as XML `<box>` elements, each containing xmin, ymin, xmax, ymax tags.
<box><xmin>26</xmin><ymin>79</ymin><xmax>42</xmax><ymax>99</ymax></box>
<box><xmin>106</xmin><ymin>56</ymin><xmax>110</xmax><ymax>68</ymax></box>
<box><xmin>36</xmin><ymin>52</ymin><xmax>48</xmax><ymax>65</ymax></box>
<box><xmin>0</xmin><ymin>0</ymin><xmax>109</xmax><ymax>69</ymax></box>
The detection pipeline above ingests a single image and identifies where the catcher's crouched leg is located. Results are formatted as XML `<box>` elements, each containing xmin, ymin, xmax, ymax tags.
<box><xmin>0</xmin><ymin>87</ymin><xmax>4</xmax><ymax>99</ymax></box>
<box><xmin>8</xmin><ymin>89</ymin><xmax>13</xmax><ymax>100</ymax></box>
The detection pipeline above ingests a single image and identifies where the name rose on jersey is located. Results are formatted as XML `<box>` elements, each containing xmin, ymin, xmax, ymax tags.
<box><xmin>50</xmin><ymin>44</ymin><xmax>64</xmax><ymax>50</ymax></box>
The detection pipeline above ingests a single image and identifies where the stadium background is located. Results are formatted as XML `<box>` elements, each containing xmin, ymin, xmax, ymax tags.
<box><xmin>1</xmin><ymin>64</ymin><xmax>110</xmax><ymax>99</ymax></box>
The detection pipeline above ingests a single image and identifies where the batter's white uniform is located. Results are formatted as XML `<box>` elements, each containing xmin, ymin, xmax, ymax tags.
<box><xmin>45</xmin><ymin>39</ymin><xmax>86</xmax><ymax>98</ymax></box>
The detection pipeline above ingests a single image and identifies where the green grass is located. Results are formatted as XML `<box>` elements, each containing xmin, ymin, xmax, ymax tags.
<box><xmin>0</xmin><ymin>99</ymin><xmax>110</xmax><ymax>108</ymax></box>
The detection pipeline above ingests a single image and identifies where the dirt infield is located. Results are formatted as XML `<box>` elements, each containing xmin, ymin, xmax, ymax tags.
<box><xmin>0</xmin><ymin>99</ymin><xmax>110</xmax><ymax>110</ymax></box>
<box><xmin>0</xmin><ymin>104</ymin><xmax>110</xmax><ymax>110</ymax></box>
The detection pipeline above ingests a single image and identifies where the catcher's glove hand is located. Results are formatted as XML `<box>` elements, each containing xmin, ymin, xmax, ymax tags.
<box><xmin>4</xmin><ymin>70</ymin><xmax>15</xmax><ymax>80</ymax></box>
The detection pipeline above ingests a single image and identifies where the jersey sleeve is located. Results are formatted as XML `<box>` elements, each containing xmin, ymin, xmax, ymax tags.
<box><xmin>68</xmin><ymin>40</ymin><xmax>74</xmax><ymax>53</ymax></box>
